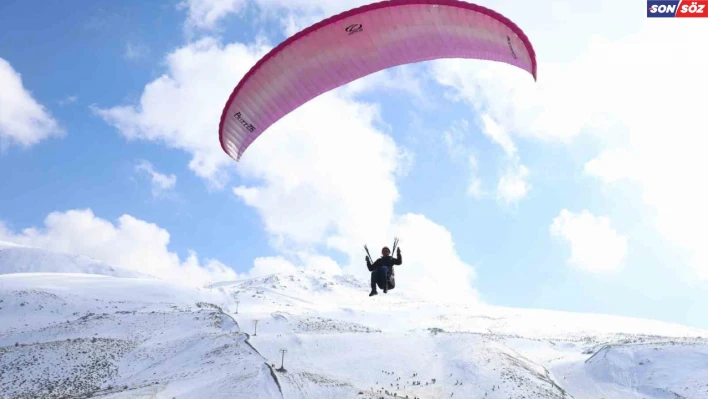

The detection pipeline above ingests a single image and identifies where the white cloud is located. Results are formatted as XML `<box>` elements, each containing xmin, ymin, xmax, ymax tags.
<box><xmin>179</xmin><ymin>0</ymin><xmax>246</xmax><ymax>31</ymax></box>
<box><xmin>245</xmin><ymin>256</ymin><xmax>299</xmax><ymax>278</ymax></box>
<box><xmin>242</xmin><ymin>253</ymin><xmax>342</xmax><ymax>279</ymax></box>
<box><xmin>479</xmin><ymin>114</ymin><xmax>516</xmax><ymax>157</ymax></box>
<box><xmin>232</xmin><ymin>90</ymin><xmax>400</xmax><ymax>248</ymax></box>
<box><xmin>497</xmin><ymin>163</ymin><xmax>531</xmax><ymax>206</ymax></box>
<box><xmin>474</xmin><ymin>115</ymin><xmax>530</xmax><ymax>205</ymax></box>
<box><xmin>550</xmin><ymin>209</ymin><xmax>628</xmax><ymax>273</ymax></box>
<box><xmin>467</xmin><ymin>155</ymin><xmax>483</xmax><ymax>199</ymax></box>
<box><xmin>586</xmin><ymin>141</ymin><xmax>708</xmax><ymax>279</ymax></box>
<box><xmin>0</xmin><ymin>209</ymin><xmax>237</xmax><ymax>287</ymax></box>
<box><xmin>180</xmin><ymin>0</ymin><xmax>371</xmax><ymax>32</ymax></box>
<box><xmin>229</xmin><ymin>83</ymin><xmax>477</xmax><ymax>301</ymax></box>
<box><xmin>432</xmin><ymin>55</ymin><xmax>607</xmax><ymax>145</ymax></box>
<box><xmin>441</xmin><ymin>121</ymin><xmax>486</xmax><ymax>200</ymax></box>
<box><xmin>578</xmin><ymin>22</ymin><xmax>708</xmax><ymax>280</ymax></box>
<box><xmin>339</xmin><ymin>65</ymin><xmax>429</xmax><ymax>105</ymax></box>
<box><xmin>59</xmin><ymin>95</ymin><xmax>78</xmax><ymax>106</ymax></box>
<box><xmin>441</xmin><ymin>115</ymin><xmax>528</xmax><ymax>205</ymax></box>
<box><xmin>135</xmin><ymin>160</ymin><xmax>177</xmax><ymax>197</ymax></box>
<box><xmin>440</xmin><ymin>101</ymin><xmax>532</xmax><ymax>206</ymax></box>
<box><xmin>197</xmin><ymin>43</ymin><xmax>474</xmax><ymax>300</ymax></box>
<box><xmin>584</xmin><ymin>148</ymin><xmax>636</xmax><ymax>184</ymax></box>
<box><xmin>95</xmin><ymin>6</ymin><xmax>417</xmax><ymax>190</ymax></box>
<box><xmin>443</xmin><ymin>119</ymin><xmax>469</xmax><ymax>161</ymax></box>
<box><xmin>426</xmin><ymin>3</ymin><xmax>646</xmax><ymax>207</ymax></box>
<box><xmin>429</xmin><ymin>0</ymin><xmax>636</xmax><ymax>146</ymax></box>
<box><xmin>279</xmin><ymin>13</ymin><xmax>322</xmax><ymax>37</ymax></box>
<box><xmin>382</xmin><ymin>214</ymin><xmax>478</xmax><ymax>302</ymax></box>
<box><xmin>93</xmin><ymin>38</ymin><xmax>271</xmax><ymax>187</ymax></box>
<box><xmin>124</xmin><ymin>42</ymin><xmax>150</xmax><ymax>60</ymax></box>
<box><xmin>93</xmin><ymin>3</ymin><xmax>488</xmax><ymax>301</ymax></box>
<box><xmin>0</xmin><ymin>57</ymin><xmax>64</xmax><ymax>148</ymax></box>
<box><xmin>301</xmin><ymin>253</ymin><xmax>343</xmax><ymax>275</ymax></box>
<box><xmin>255</xmin><ymin>0</ymin><xmax>369</xmax><ymax>15</ymax></box>
<box><xmin>431</xmin><ymin>1</ymin><xmax>708</xmax><ymax>280</ymax></box>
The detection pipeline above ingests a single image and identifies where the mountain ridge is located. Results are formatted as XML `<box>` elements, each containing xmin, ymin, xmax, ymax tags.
<box><xmin>0</xmin><ymin>241</ymin><xmax>150</xmax><ymax>279</ymax></box>
<box><xmin>2</xmin><ymin>245</ymin><xmax>707</xmax><ymax>398</ymax></box>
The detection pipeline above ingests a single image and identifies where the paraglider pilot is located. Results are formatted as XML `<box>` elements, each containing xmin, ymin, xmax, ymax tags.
<box><xmin>367</xmin><ymin>246</ymin><xmax>402</xmax><ymax>296</ymax></box>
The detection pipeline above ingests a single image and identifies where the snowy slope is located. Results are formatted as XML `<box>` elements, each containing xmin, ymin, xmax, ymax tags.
<box><xmin>215</xmin><ymin>270</ymin><xmax>708</xmax><ymax>399</ymax></box>
<box><xmin>2</xmin><ymin>247</ymin><xmax>708</xmax><ymax>399</ymax></box>
<box><xmin>0</xmin><ymin>273</ymin><xmax>281</xmax><ymax>399</ymax></box>
<box><xmin>0</xmin><ymin>241</ymin><xmax>148</xmax><ymax>278</ymax></box>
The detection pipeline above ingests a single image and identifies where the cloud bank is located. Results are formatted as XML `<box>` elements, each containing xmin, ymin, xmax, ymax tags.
<box><xmin>0</xmin><ymin>57</ymin><xmax>64</xmax><ymax>149</ymax></box>
<box><xmin>0</xmin><ymin>209</ymin><xmax>237</xmax><ymax>287</ymax></box>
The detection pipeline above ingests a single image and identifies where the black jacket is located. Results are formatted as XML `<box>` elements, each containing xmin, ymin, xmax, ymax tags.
<box><xmin>367</xmin><ymin>252</ymin><xmax>402</xmax><ymax>272</ymax></box>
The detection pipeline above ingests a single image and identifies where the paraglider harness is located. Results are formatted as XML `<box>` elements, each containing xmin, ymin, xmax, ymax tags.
<box><xmin>365</xmin><ymin>238</ymin><xmax>399</xmax><ymax>291</ymax></box>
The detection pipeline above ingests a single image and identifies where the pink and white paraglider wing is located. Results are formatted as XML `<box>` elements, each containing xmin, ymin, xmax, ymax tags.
<box><xmin>219</xmin><ymin>0</ymin><xmax>537</xmax><ymax>161</ymax></box>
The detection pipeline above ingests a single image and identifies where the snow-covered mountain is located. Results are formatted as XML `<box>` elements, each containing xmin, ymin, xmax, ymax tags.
<box><xmin>215</xmin><ymin>271</ymin><xmax>708</xmax><ymax>399</ymax></box>
<box><xmin>0</xmin><ymin>241</ymin><xmax>148</xmax><ymax>278</ymax></box>
<box><xmin>0</xmin><ymin>273</ymin><xmax>280</xmax><ymax>399</ymax></box>
<box><xmin>2</xmin><ymin>246</ymin><xmax>707</xmax><ymax>399</ymax></box>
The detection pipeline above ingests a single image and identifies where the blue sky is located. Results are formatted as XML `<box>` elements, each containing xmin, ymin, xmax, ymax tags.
<box><xmin>1</xmin><ymin>0</ymin><xmax>707</xmax><ymax>329</ymax></box>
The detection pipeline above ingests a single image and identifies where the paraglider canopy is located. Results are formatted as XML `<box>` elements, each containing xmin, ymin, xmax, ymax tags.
<box><xmin>219</xmin><ymin>0</ymin><xmax>537</xmax><ymax>161</ymax></box>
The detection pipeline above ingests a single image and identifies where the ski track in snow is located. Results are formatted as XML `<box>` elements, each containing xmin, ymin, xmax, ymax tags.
<box><xmin>1</xmin><ymin>245</ymin><xmax>708</xmax><ymax>398</ymax></box>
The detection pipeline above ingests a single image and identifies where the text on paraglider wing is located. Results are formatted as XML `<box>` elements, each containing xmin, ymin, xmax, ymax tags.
<box><xmin>234</xmin><ymin>112</ymin><xmax>256</xmax><ymax>132</ymax></box>
<box><xmin>345</xmin><ymin>24</ymin><xmax>363</xmax><ymax>35</ymax></box>
<box><xmin>647</xmin><ymin>0</ymin><xmax>707</xmax><ymax>17</ymax></box>
<box><xmin>506</xmin><ymin>36</ymin><xmax>517</xmax><ymax>60</ymax></box>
